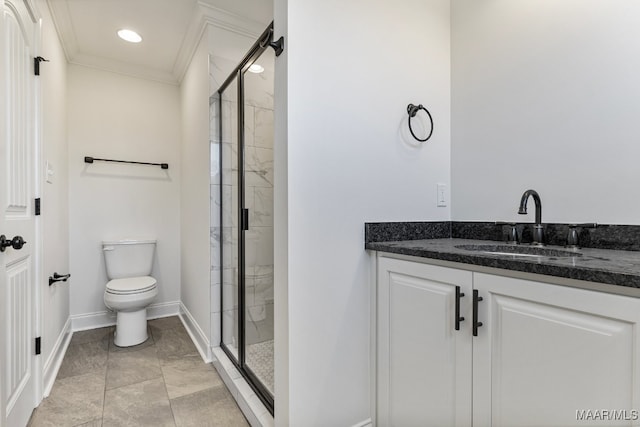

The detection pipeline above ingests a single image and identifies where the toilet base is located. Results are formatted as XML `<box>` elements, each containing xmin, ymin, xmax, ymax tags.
<box><xmin>114</xmin><ymin>308</ymin><xmax>148</xmax><ymax>347</ymax></box>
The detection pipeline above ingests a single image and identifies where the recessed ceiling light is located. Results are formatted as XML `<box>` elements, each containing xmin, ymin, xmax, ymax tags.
<box><xmin>248</xmin><ymin>64</ymin><xmax>264</xmax><ymax>73</ymax></box>
<box><xmin>117</xmin><ymin>29</ymin><xmax>142</xmax><ymax>43</ymax></box>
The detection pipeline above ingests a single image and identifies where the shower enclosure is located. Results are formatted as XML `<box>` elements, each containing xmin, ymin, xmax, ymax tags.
<box><xmin>211</xmin><ymin>24</ymin><xmax>275</xmax><ymax>412</ymax></box>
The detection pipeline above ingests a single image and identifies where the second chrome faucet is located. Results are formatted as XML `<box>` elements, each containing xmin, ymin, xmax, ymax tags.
<box><xmin>518</xmin><ymin>189</ymin><xmax>545</xmax><ymax>246</ymax></box>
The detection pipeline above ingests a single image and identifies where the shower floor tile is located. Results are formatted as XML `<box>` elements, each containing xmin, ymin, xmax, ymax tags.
<box><xmin>246</xmin><ymin>339</ymin><xmax>274</xmax><ymax>394</ymax></box>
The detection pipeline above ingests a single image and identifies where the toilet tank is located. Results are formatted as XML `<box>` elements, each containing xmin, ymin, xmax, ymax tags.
<box><xmin>102</xmin><ymin>239</ymin><xmax>156</xmax><ymax>279</ymax></box>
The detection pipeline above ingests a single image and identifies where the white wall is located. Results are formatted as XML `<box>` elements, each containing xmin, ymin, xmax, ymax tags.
<box><xmin>38</xmin><ymin>0</ymin><xmax>69</xmax><ymax>372</ymax></box>
<box><xmin>68</xmin><ymin>65</ymin><xmax>181</xmax><ymax>325</ymax></box>
<box><xmin>180</xmin><ymin>32</ymin><xmax>211</xmax><ymax>342</ymax></box>
<box><xmin>451</xmin><ymin>1</ymin><xmax>640</xmax><ymax>224</ymax></box>
<box><xmin>275</xmin><ymin>0</ymin><xmax>451</xmax><ymax>424</ymax></box>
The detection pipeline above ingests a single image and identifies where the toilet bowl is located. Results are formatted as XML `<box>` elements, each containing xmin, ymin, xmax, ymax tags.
<box><xmin>104</xmin><ymin>276</ymin><xmax>158</xmax><ymax>346</ymax></box>
<box><xmin>102</xmin><ymin>239</ymin><xmax>157</xmax><ymax>347</ymax></box>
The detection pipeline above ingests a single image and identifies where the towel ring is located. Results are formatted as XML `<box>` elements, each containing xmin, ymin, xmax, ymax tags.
<box><xmin>407</xmin><ymin>103</ymin><xmax>434</xmax><ymax>142</ymax></box>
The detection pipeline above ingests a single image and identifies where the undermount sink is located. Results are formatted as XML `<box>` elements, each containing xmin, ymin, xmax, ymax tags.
<box><xmin>455</xmin><ymin>244</ymin><xmax>582</xmax><ymax>258</ymax></box>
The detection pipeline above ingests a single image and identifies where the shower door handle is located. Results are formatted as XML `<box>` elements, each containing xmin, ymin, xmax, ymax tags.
<box><xmin>242</xmin><ymin>209</ymin><xmax>249</xmax><ymax>231</ymax></box>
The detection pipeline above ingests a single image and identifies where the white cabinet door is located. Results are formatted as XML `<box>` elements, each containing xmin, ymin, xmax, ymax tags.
<box><xmin>377</xmin><ymin>257</ymin><xmax>473</xmax><ymax>427</ymax></box>
<box><xmin>473</xmin><ymin>273</ymin><xmax>640</xmax><ymax>427</ymax></box>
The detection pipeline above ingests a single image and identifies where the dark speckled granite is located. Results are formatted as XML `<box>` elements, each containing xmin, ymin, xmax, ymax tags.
<box><xmin>451</xmin><ymin>222</ymin><xmax>574</xmax><ymax>245</ymax></box>
<box><xmin>365</xmin><ymin>221</ymin><xmax>640</xmax><ymax>290</ymax></box>
<box><xmin>451</xmin><ymin>222</ymin><xmax>640</xmax><ymax>251</ymax></box>
<box><xmin>576</xmin><ymin>225</ymin><xmax>640</xmax><ymax>251</ymax></box>
<box><xmin>451</xmin><ymin>222</ymin><xmax>503</xmax><ymax>241</ymax></box>
<box><xmin>366</xmin><ymin>238</ymin><xmax>640</xmax><ymax>289</ymax></box>
<box><xmin>364</xmin><ymin>222</ymin><xmax>450</xmax><ymax>243</ymax></box>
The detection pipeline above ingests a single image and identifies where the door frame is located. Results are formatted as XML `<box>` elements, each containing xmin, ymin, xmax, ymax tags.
<box><xmin>32</xmin><ymin>0</ymin><xmax>43</xmax><ymax>408</ymax></box>
<box><xmin>217</xmin><ymin>23</ymin><xmax>275</xmax><ymax>414</ymax></box>
<box><xmin>0</xmin><ymin>1</ymin><xmax>6</xmax><ymax>422</ymax></box>
<box><xmin>0</xmin><ymin>0</ymin><xmax>44</xmax><ymax>425</ymax></box>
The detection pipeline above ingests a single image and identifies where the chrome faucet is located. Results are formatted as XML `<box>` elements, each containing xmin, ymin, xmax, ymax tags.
<box><xmin>518</xmin><ymin>189</ymin><xmax>545</xmax><ymax>246</ymax></box>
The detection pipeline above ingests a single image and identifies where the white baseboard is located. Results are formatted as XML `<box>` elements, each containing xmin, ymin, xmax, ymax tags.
<box><xmin>179</xmin><ymin>303</ymin><xmax>212</xmax><ymax>363</ymax></box>
<box><xmin>148</xmin><ymin>301</ymin><xmax>181</xmax><ymax>320</ymax></box>
<box><xmin>352</xmin><ymin>419</ymin><xmax>373</xmax><ymax>427</ymax></box>
<box><xmin>70</xmin><ymin>301</ymin><xmax>181</xmax><ymax>331</ymax></box>
<box><xmin>42</xmin><ymin>317</ymin><xmax>72</xmax><ymax>397</ymax></box>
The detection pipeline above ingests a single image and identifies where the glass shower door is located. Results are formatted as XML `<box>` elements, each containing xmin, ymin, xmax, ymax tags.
<box><xmin>220</xmin><ymin>76</ymin><xmax>240</xmax><ymax>362</ymax></box>
<box><xmin>242</xmin><ymin>48</ymin><xmax>275</xmax><ymax>397</ymax></box>
<box><xmin>217</xmin><ymin>23</ymin><xmax>276</xmax><ymax>413</ymax></box>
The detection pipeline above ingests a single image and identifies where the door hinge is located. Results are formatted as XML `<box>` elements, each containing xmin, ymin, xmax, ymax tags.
<box><xmin>34</xmin><ymin>56</ymin><xmax>49</xmax><ymax>76</ymax></box>
<box><xmin>35</xmin><ymin>198</ymin><xmax>41</xmax><ymax>216</ymax></box>
<box><xmin>35</xmin><ymin>337</ymin><xmax>41</xmax><ymax>355</ymax></box>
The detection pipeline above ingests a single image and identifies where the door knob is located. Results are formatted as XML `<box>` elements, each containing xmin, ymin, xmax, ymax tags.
<box><xmin>0</xmin><ymin>235</ymin><xmax>27</xmax><ymax>252</ymax></box>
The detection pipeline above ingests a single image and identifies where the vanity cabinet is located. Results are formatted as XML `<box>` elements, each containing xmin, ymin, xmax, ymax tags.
<box><xmin>376</xmin><ymin>257</ymin><xmax>473</xmax><ymax>427</ymax></box>
<box><xmin>376</xmin><ymin>255</ymin><xmax>640</xmax><ymax>427</ymax></box>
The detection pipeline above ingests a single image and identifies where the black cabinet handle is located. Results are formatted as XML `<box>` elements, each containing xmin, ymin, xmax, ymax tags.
<box><xmin>473</xmin><ymin>290</ymin><xmax>484</xmax><ymax>337</ymax></box>
<box><xmin>455</xmin><ymin>286</ymin><xmax>465</xmax><ymax>331</ymax></box>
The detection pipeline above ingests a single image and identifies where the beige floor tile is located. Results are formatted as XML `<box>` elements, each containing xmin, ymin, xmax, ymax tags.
<box><xmin>31</xmin><ymin>324</ymin><xmax>260</xmax><ymax>427</ymax></box>
<box><xmin>153</xmin><ymin>327</ymin><xmax>199</xmax><ymax>364</ymax></box>
<box><xmin>108</xmin><ymin>326</ymin><xmax>154</xmax><ymax>352</ymax></box>
<box><xmin>70</xmin><ymin>327</ymin><xmax>113</xmax><ymax>347</ymax></box>
<box><xmin>28</xmin><ymin>373</ymin><xmax>105</xmax><ymax>427</ymax></box>
<box><xmin>73</xmin><ymin>419</ymin><xmax>102</xmax><ymax>427</ymax></box>
<box><xmin>170</xmin><ymin>386</ymin><xmax>249</xmax><ymax>427</ymax></box>
<box><xmin>106</xmin><ymin>345</ymin><xmax>162</xmax><ymax>390</ymax></box>
<box><xmin>148</xmin><ymin>316</ymin><xmax>183</xmax><ymax>331</ymax></box>
<box><xmin>102</xmin><ymin>378</ymin><xmax>175</xmax><ymax>427</ymax></box>
<box><xmin>57</xmin><ymin>340</ymin><xmax>109</xmax><ymax>380</ymax></box>
<box><xmin>162</xmin><ymin>355</ymin><xmax>223</xmax><ymax>399</ymax></box>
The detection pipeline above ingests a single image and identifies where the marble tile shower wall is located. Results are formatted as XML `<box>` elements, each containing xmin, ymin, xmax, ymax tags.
<box><xmin>210</xmin><ymin>92</ymin><xmax>224</xmax><ymax>348</ymax></box>
<box><xmin>244</xmin><ymin>68</ymin><xmax>274</xmax><ymax>346</ymax></box>
<box><xmin>210</xmin><ymin>60</ymin><xmax>274</xmax><ymax>350</ymax></box>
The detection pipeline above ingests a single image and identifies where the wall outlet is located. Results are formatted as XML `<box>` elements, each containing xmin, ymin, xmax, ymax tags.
<box><xmin>437</xmin><ymin>183</ymin><xmax>447</xmax><ymax>207</ymax></box>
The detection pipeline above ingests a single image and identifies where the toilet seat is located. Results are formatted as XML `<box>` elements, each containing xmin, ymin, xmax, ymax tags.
<box><xmin>106</xmin><ymin>276</ymin><xmax>157</xmax><ymax>295</ymax></box>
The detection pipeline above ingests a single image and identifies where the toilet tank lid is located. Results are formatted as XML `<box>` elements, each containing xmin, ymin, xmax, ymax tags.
<box><xmin>102</xmin><ymin>239</ymin><xmax>156</xmax><ymax>246</ymax></box>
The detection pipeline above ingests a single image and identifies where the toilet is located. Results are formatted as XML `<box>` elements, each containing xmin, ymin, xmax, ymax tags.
<box><xmin>103</xmin><ymin>239</ymin><xmax>158</xmax><ymax>347</ymax></box>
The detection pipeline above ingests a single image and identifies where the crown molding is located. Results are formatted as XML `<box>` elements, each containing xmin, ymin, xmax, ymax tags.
<box><xmin>45</xmin><ymin>0</ymin><xmax>268</xmax><ymax>85</ymax></box>
<box><xmin>70</xmin><ymin>54</ymin><xmax>179</xmax><ymax>86</ymax></box>
<box><xmin>45</xmin><ymin>0</ymin><xmax>77</xmax><ymax>62</ymax></box>
<box><xmin>172</xmin><ymin>1</ymin><xmax>266</xmax><ymax>83</ymax></box>
<box><xmin>199</xmin><ymin>2</ymin><xmax>266</xmax><ymax>38</ymax></box>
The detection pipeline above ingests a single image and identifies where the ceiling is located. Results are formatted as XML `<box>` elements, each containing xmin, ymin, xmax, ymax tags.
<box><xmin>46</xmin><ymin>0</ymin><xmax>273</xmax><ymax>85</ymax></box>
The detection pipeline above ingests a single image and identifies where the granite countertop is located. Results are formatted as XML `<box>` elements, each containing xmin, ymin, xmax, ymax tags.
<box><xmin>366</xmin><ymin>238</ymin><xmax>640</xmax><ymax>289</ymax></box>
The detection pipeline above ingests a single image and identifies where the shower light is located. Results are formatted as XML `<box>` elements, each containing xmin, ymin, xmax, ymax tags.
<box><xmin>248</xmin><ymin>64</ymin><xmax>264</xmax><ymax>73</ymax></box>
<box><xmin>117</xmin><ymin>29</ymin><xmax>142</xmax><ymax>43</ymax></box>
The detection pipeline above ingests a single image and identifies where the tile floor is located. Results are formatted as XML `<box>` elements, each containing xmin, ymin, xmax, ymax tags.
<box><xmin>246</xmin><ymin>340</ymin><xmax>274</xmax><ymax>395</ymax></box>
<box><xmin>28</xmin><ymin>316</ymin><xmax>249</xmax><ymax>427</ymax></box>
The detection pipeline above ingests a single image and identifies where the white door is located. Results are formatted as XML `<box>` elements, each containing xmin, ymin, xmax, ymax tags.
<box><xmin>473</xmin><ymin>273</ymin><xmax>640</xmax><ymax>427</ymax></box>
<box><xmin>1</xmin><ymin>0</ymin><xmax>39</xmax><ymax>426</ymax></box>
<box><xmin>377</xmin><ymin>257</ymin><xmax>473</xmax><ymax>427</ymax></box>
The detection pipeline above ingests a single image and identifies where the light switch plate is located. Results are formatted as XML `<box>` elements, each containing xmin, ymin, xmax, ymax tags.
<box><xmin>437</xmin><ymin>183</ymin><xmax>447</xmax><ymax>207</ymax></box>
<box><xmin>46</xmin><ymin>161</ymin><xmax>54</xmax><ymax>184</ymax></box>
